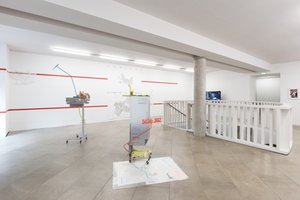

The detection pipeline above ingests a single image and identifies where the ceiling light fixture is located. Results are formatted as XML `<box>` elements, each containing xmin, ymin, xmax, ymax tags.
<box><xmin>163</xmin><ymin>65</ymin><xmax>181</xmax><ymax>70</ymax></box>
<box><xmin>186</xmin><ymin>68</ymin><xmax>194</xmax><ymax>73</ymax></box>
<box><xmin>134</xmin><ymin>60</ymin><xmax>157</xmax><ymax>66</ymax></box>
<box><xmin>51</xmin><ymin>46</ymin><xmax>92</xmax><ymax>56</ymax></box>
<box><xmin>99</xmin><ymin>54</ymin><xmax>129</xmax><ymax>62</ymax></box>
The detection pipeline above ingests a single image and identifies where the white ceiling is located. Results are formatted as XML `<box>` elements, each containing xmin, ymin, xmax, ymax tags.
<box><xmin>115</xmin><ymin>0</ymin><xmax>300</xmax><ymax>64</ymax></box>
<box><xmin>1</xmin><ymin>0</ymin><xmax>289</xmax><ymax>73</ymax></box>
<box><xmin>0</xmin><ymin>24</ymin><xmax>221</xmax><ymax>73</ymax></box>
<box><xmin>0</xmin><ymin>0</ymin><xmax>270</xmax><ymax>73</ymax></box>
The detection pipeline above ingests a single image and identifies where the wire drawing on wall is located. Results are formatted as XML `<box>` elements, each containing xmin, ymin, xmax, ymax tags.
<box><xmin>9</xmin><ymin>71</ymin><xmax>36</xmax><ymax>85</ymax></box>
<box><xmin>112</xmin><ymin>74</ymin><xmax>134</xmax><ymax>117</ymax></box>
<box><xmin>119</xmin><ymin>74</ymin><xmax>133</xmax><ymax>86</ymax></box>
<box><xmin>289</xmin><ymin>88</ymin><xmax>299</xmax><ymax>99</ymax></box>
<box><xmin>114</xmin><ymin>99</ymin><xmax>130</xmax><ymax>116</ymax></box>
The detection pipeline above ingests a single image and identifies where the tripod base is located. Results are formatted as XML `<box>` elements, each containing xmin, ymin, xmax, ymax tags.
<box><xmin>65</xmin><ymin>106</ymin><xmax>87</xmax><ymax>144</ymax></box>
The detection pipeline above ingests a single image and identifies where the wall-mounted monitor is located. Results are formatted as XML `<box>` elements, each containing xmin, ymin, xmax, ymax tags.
<box><xmin>206</xmin><ymin>91</ymin><xmax>221</xmax><ymax>100</ymax></box>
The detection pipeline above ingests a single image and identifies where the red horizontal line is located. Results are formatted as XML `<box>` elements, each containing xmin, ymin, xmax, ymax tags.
<box><xmin>0</xmin><ymin>111</ymin><xmax>7</xmax><ymax>114</ymax></box>
<box><xmin>0</xmin><ymin>68</ymin><xmax>7</xmax><ymax>71</ymax></box>
<box><xmin>4</xmin><ymin>105</ymin><xmax>107</xmax><ymax>112</ymax></box>
<box><xmin>36</xmin><ymin>73</ymin><xmax>108</xmax><ymax>80</ymax></box>
<box><xmin>141</xmin><ymin>80</ymin><xmax>178</xmax><ymax>85</ymax></box>
<box><xmin>7</xmin><ymin>70</ymin><xmax>108</xmax><ymax>80</ymax></box>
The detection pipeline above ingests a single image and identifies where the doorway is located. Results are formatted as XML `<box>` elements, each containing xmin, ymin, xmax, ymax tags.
<box><xmin>255</xmin><ymin>74</ymin><xmax>280</xmax><ymax>102</ymax></box>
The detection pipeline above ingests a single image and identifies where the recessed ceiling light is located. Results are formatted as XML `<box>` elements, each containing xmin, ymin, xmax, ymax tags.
<box><xmin>134</xmin><ymin>60</ymin><xmax>157</xmax><ymax>66</ymax></box>
<box><xmin>260</xmin><ymin>72</ymin><xmax>267</xmax><ymax>75</ymax></box>
<box><xmin>163</xmin><ymin>65</ymin><xmax>181</xmax><ymax>70</ymax></box>
<box><xmin>51</xmin><ymin>46</ymin><xmax>91</xmax><ymax>56</ymax></box>
<box><xmin>99</xmin><ymin>54</ymin><xmax>129</xmax><ymax>62</ymax></box>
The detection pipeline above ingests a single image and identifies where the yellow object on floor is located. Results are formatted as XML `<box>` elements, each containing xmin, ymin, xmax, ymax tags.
<box><xmin>130</xmin><ymin>149</ymin><xmax>152</xmax><ymax>164</ymax></box>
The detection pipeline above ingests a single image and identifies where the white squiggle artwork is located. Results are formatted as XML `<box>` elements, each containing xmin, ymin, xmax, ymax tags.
<box><xmin>119</xmin><ymin>74</ymin><xmax>133</xmax><ymax>85</ymax></box>
<box><xmin>9</xmin><ymin>71</ymin><xmax>36</xmax><ymax>85</ymax></box>
<box><xmin>114</xmin><ymin>98</ymin><xmax>130</xmax><ymax>116</ymax></box>
<box><xmin>112</xmin><ymin>73</ymin><xmax>134</xmax><ymax>117</ymax></box>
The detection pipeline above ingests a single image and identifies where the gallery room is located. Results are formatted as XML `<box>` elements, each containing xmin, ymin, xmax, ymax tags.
<box><xmin>0</xmin><ymin>0</ymin><xmax>300</xmax><ymax>199</ymax></box>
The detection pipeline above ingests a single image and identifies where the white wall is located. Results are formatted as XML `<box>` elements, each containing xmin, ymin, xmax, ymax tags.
<box><xmin>271</xmin><ymin>61</ymin><xmax>300</xmax><ymax>125</ymax></box>
<box><xmin>206</xmin><ymin>70</ymin><xmax>253</xmax><ymax>101</ymax></box>
<box><xmin>8</xmin><ymin>51</ymin><xmax>193</xmax><ymax>131</ymax></box>
<box><xmin>0</xmin><ymin>43</ymin><xmax>9</xmax><ymax>137</ymax></box>
<box><xmin>255</xmin><ymin>77</ymin><xmax>280</xmax><ymax>102</ymax></box>
<box><xmin>6</xmin><ymin>51</ymin><xmax>259</xmax><ymax>131</ymax></box>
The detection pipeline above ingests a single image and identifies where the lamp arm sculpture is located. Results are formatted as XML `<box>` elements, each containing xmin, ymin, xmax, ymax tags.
<box><xmin>52</xmin><ymin>64</ymin><xmax>78</xmax><ymax>96</ymax></box>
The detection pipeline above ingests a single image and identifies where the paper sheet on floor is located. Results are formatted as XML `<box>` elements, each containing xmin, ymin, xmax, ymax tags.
<box><xmin>113</xmin><ymin>157</ymin><xmax>188</xmax><ymax>189</ymax></box>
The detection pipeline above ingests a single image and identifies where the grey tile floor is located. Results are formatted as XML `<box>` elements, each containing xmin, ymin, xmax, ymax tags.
<box><xmin>1</xmin><ymin>121</ymin><xmax>300</xmax><ymax>200</ymax></box>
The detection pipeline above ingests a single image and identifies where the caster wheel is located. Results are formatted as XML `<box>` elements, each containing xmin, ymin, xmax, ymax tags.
<box><xmin>146</xmin><ymin>161</ymin><xmax>149</xmax><ymax>165</ymax></box>
<box><xmin>85</xmin><ymin>137</ymin><xmax>87</xmax><ymax>140</ymax></box>
<box><xmin>79</xmin><ymin>140</ymin><xmax>82</xmax><ymax>143</ymax></box>
<box><xmin>66</xmin><ymin>140</ymin><xmax>68</xmax><ymax>144</ymax></box>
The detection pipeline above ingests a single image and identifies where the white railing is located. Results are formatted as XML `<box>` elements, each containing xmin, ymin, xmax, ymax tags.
<box><xmin>164</xmin><ymin>100</ymin><xmax>191</xmax><ymax>130</ymax></box>
<box><xmin>208</xmin><ymin>100</ymin><xmax>281</xmax><ymax>106</ymax></box>
<box><xmin>164</xmin><ymin>100</ymin><xmax>293</xmax><ymax>154</ymax></box>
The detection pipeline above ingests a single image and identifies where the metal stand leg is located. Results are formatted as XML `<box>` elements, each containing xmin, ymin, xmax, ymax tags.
<box><xmin>66</xmin><ymin>107</ymin><xmax>88</xmax><ymax>144</ymax></box>
<box><xmin>129</xmin><ymin>145</ymin><xmax>133</xmax><ymax>163</ymax></box>
<box><xmin>146</xmin><ymin>152</ymin><xmax>152</xmax><ymax>165</ymax></box>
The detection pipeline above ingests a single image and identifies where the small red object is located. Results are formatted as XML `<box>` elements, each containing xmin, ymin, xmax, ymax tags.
<box><xmin>142</xmin><ymin>118</ymin><xmax>161</xmax><ymax>124</ymax></box>
<box><xmin>154</xmin><ymin>118</ymin><xmax>161</xmax><ymax>123</ymax></box>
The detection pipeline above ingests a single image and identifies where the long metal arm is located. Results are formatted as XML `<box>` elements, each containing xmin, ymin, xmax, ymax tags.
<box><xmin>52</xmin><ymin>64</ymin><xmax>78</xmax><ymax>96</ymax></box>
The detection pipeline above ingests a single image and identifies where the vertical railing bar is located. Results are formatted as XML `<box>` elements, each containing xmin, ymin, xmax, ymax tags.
<box><xmin>218</xmin><ymin>105</ymin><xmax>221</xmax><ymax>136</ymax></box>
<box><xmin>223</xmin><ymin>105</ymin><xmax>227</xmax><ymax>137</ymax></box>
<box><xmin>269</xmin><ymin>108</ymin><xmax>273</xmax><ymax>148</ymax></box>
<box><xmin>247</xmin><ymin>106</ymin><xmax>251</xmax><ymax>142</ymax></box>
<box><xmin>254</xmin><ymin>107</ymin><xmax>258</xmax><ymax>144</ymax></box>
<box><xmin>261</xmin><ymin>108</ymin><xmax>265</xmax><ymax>146</ymax></box>
<box><xmin>240</xmin><ymin>106</ymin><xmax>245</xmax><ymax>141</ymax></box>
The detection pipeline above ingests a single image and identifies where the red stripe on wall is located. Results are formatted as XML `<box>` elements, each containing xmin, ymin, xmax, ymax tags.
<box><xmin>36</xmin><ymin>73</ymin><xmax>108</xmax><ymax>80</ymax></box>
<box><xmin>7</xmin><ymin>71</ymin><xmax>108</xmax><ymax>80</ymax></box>
<box><xmin>5</xmin><ymin>105</ymin><xmax>108</xmax><ymax>112</ymax></box>
<box><xmin>0</xmin><ymin>111</ymin><xmax>7</xmax><ymax>114</ymax></box>
<box><xmin>0</xmin><ymin>69</ymin><xmax>108</xmax><ymax>81</ymax></box>
<box><xmin>141</xmin><ymin>80</ymin><xmax>178</xmax><ymax>85</ymax></box>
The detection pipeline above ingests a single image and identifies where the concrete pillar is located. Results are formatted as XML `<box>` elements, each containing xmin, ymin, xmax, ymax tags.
<box><xmin>0</xmin><ymin>43</ymin><xmax>9</xmax><ymax>137</ymax></box>
<box><xmin>193</xmin><ymin>56</ymin><xmax>206</xmax><ymax>136</ymax></box>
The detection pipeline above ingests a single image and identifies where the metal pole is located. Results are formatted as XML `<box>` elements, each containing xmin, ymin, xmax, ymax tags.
<box><xmin>82</xmin><ymin>106</ymin><xmax>85</xmax><ymax>138</ymax></box>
